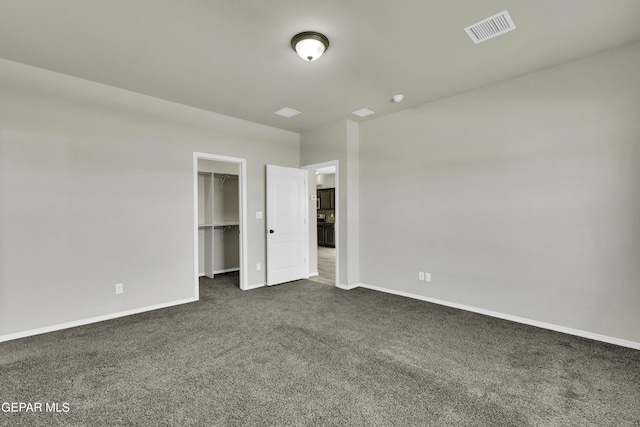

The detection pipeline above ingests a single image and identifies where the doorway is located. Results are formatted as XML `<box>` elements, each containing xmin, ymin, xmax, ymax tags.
<box><xmin>193</xmin><ymin>152</ymin><xmax>248</xmax><ymax>296</ymax></box>
<box><xmin>302</xmin><ymin>161</ymin><xmax>338</xmax><ymax>287</ymax></box>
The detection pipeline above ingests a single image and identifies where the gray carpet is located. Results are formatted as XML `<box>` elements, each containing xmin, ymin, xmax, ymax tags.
<box><xmin>1</xmin><ymin>273</ymin><xmax>639</xmax><ymax>426</ymax></box>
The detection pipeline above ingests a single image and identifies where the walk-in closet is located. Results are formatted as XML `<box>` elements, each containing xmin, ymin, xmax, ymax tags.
<box><xmin>197</xmin><ymin>160</ymin><xmax>239</xmax><ymax>278</ymax></box>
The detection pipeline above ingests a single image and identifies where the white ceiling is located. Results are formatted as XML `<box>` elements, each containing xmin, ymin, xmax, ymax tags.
<box><xmin>1</xmin><ymin>1</ymin><xmax>639</xmax><ymax>133</ymax></box>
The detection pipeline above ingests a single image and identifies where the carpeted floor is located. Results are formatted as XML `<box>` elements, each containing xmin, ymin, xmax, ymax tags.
<box><xmin>1</xmin><ymin>273</ymin><xmax>639</xmax><ymax>426</ymax></box>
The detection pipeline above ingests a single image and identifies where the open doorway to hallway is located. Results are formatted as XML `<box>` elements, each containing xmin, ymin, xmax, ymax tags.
<box><xmin>309</xmin><ymin>246</ymin><xmax>336</xmax><ymax>286</ymax></box>
<box><xmin>302</xmin><ymin>162</ymin><xmax>338</xmax><ymax>287</ymax></box>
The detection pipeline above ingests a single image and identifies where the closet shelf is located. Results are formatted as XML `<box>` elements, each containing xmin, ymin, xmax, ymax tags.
<box><xmin>214</xmin><ymin>222</ymin><xmax>239</xmax><ymax>227</ymax></box>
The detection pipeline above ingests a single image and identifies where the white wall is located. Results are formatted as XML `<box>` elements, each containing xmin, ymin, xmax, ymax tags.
<box><xmin>0</xmin><ymin>59</ymin><xmax>299</xmax><ymax>338</ymax></box>
<box><xmin>359</xmin><ymin>42</ymin><xmax>640</xmax><ymax>343</ymax></box>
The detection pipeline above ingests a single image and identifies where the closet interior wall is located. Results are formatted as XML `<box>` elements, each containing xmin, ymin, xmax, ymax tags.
<box><xmin>197</xmin><ymin>160</ymin><xmax>240</xmax><ymax>278</ymax></box>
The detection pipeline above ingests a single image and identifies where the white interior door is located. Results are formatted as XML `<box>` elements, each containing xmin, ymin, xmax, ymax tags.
<box><xmin>266</xmin><ymin>165</ymin><xmax>307</xmax><ymax>286</ymax></box>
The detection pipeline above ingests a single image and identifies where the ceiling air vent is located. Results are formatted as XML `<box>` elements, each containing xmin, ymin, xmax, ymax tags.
<box><xmin>274</xmin><ymin>107</ymin><xmax>301</xmax><ymax>118</ymax></box>
<box><xmin>464</xmin><ymin>10</ymin><xmax>515</xmax><ymax>44</ymax></box>
<box><xmin>352</xmin><ymin>108</ymin><xmax>375</xmax><ymax>118</ymax></box>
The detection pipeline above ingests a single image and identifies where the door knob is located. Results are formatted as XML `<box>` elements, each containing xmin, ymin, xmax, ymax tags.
<box><xmin>269</xmin><ymin>229</ymin><xmax>275</xmax><ymax>234</ymax></box>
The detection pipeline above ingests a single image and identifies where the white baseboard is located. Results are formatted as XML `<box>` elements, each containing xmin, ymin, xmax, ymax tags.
<box><xmin>351</xmin><ymin>283</ymin><xmax>640</xmax><ymax>350</ymax></box>
<box><xmin>337</xmin><ymin>283</ymin><xmax>360</xmax><ymax>290</ymax></box>
<box><xmin>0</xmin><ymin>297</ymin><xmax>198</xmax><ymax>344</ymax></box>
<box><xmin>7</xmin><ymin>282</ymin><xmax>636</xmax><ymax>350</ymax></box>
<box><xmin>308</xmin><ymin>272</ymin><xmax>319</xmax><ymax>278</ymax></box>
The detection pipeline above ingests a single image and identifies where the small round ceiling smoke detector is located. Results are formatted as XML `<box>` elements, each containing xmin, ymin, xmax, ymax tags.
<box><xmin>392</xmin><ymin>94</ymin><xmax>404</xmax><ymax>103</ymax></box>
<box><xmin>291</xmin><ymin>31</ymin><xmax>329</xmax><ymax>62</ymax></box>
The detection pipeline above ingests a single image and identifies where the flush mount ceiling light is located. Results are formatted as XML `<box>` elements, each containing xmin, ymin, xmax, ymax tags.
<box><xmin>291</xmin><ymin>31</ymin><xmax>329</xmax><ymax>61</ymax></box>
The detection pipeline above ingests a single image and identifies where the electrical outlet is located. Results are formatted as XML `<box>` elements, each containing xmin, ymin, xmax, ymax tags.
<box><xmin>256</xmin><ymin>263</ymin><xmax>261</xmax><ymax>271</ymax></box>
<box><xmin>418</xmin><ymin>271</ymin><xmax>425</xmax><ymax>281</ymax></box>
<box><xmin>425</xmin><ymin>272</ymin><xmax>431</xmax><ymax>282</ymax></box>
<box><xmin>115</xmin><ymin>283</ymin><xmax>123</xmax><ymax>294</ymax></box>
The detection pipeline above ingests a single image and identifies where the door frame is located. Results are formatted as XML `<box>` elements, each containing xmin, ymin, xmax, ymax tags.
<box><xmin>301</xmin><ymin>160</ymin><xmax>339</xmax><ymax>287</ymax></box>
<box><xmin>193</xmin><ymin>152</ymin><xmax>248</xmax><ymax>295</ymax></box>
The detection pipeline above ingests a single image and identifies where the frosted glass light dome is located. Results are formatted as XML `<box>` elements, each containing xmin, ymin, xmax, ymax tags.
<box><xmin>291</xmin><ymin>32</ymin><xmax>330</xmax><ymax>62</ymax></box>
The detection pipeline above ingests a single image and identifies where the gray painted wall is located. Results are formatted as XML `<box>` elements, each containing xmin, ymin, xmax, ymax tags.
<box><xmin>301</xmin><ymin>120</ymin><xmax>360</xmax><ymax>287</ymax></box>
<box><xmin>359</xmin><ymin>42</ymin><xmax>640</xmax><ymax>343</ymax></box>
<box><xmin>0</xmin><ymin>58</ymin><xmax>299</xmax><ymax>337</ymax></box>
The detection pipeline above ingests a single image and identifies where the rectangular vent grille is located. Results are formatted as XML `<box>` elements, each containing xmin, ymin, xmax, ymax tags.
<box><xmin>274</xmin><ymin>107</ymin><xmax>301</xmax><ymax>118</ymax></box>
<box><xmin>352</xmin><ymin>108</ymin><xmax>375</xmax><ymax>118</ymax></box>
<box><xmin>465</xmin><ymin>10</ymin><xmax>515</xmax><ymax>44</ymax></box>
